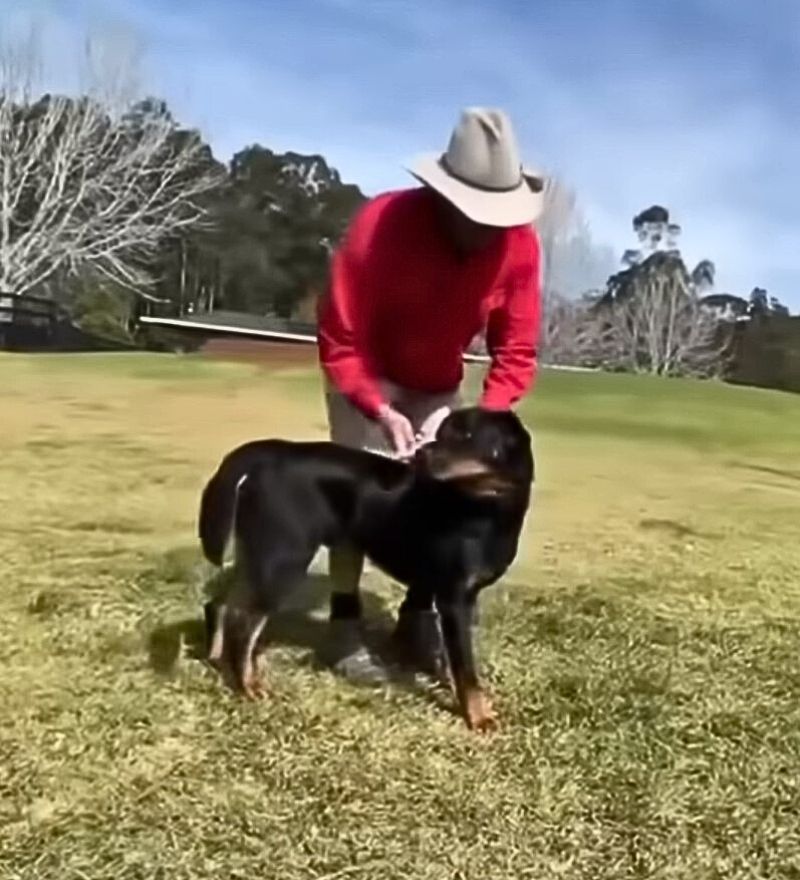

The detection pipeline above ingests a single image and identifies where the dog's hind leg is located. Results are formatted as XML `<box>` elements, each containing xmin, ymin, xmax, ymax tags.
<box><xmin>221</xmin><ymin>472</ymin><xmax>318</xmax><ymax>698</ymax></box>
<box><xmin>204</xmin><ymin>598</ymin><xmax>226</xmax><ymax>666</ymax></box>
<box><xmin>219</xmin><ymin>600</ymin><xmax>268</xmax><ymax>699</ymax></box>
<box><xmin>221</xmin><ymin>539</ymin><xmax>316</xmax><ymax>699</ymax></box>
<box><xmin>204</xmin><ymin>563</ymin><xmax>246</xmax><ymax>667</ymax></box>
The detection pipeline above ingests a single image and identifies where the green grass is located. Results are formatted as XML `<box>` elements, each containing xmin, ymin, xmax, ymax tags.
<box><xmin>1</xmin><ymin>352</ymin><xmax>799</xmax><ymax>879</ymax></box>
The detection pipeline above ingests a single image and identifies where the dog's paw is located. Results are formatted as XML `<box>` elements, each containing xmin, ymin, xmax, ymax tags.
<box><xmin>463</xmin><ymin>688</ymin><xmax>498</xmax><ymax>733</ymax></box>
<box><xmin>242</xmin><ymin>677</ymin><xmax>268</xmax><ymax>701</ymax></box>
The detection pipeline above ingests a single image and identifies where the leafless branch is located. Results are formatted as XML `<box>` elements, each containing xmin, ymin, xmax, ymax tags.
<box><xmin>0</xmin><ymin>27</ymin><xmax>222</xmax><ymax>296</ymax></box>
<box><xmin>578</xmin><ymin>261</ymin><xmax>733</xmax><ymax>377</ymax></box>
<box><xmin>534</xmin><ymin>175</ymin><xmax>617</xmax><ymax>364</ymax></box>
<box><xmin>535</xmin><ymin>177</ymin><xmax>578</xmax><ymax>353</ymax></box>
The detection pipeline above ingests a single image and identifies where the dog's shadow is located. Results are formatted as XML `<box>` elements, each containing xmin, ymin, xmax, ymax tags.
<box><xmin>147</xmin><ymin>570</ymin><xmax>454</xmax><ymax>712</ymax></box>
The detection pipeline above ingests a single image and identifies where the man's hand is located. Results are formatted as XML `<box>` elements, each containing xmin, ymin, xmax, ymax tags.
<box><xmin>376</xmin><ymin>404</ymin><xmax>415</xmax><ymax>458</ymax></box>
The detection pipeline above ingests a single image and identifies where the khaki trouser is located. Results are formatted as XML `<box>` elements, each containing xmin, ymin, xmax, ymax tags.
<box><xmin>324</xmin><ymin>377</ymin><xmax>461</xmax><ymax>455</ymax></box>
<box><xmin>323</xmin><ymin>377</ymin><xmax>461</xmax><ymax>600</ymax></box>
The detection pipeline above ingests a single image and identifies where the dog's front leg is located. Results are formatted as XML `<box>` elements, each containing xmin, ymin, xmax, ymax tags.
<box><xmin>435</xmin><ymin>591</ymin><xmax>496</xmax><ymax>733</ymax></box>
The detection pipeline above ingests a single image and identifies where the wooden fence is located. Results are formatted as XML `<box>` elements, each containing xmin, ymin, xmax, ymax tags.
<box><xmin>0</xmin><ymin>293</ymin><xmax>58</xmax><ymax>348</ymax></box>
<box><xmin>0</xmin><ymin>292</ymin><xmax>131</xmax><ymax>352</ymax></box>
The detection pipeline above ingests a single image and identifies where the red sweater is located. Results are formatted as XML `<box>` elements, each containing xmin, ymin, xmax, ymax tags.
<box><xmin>317</xmin><ymin>187</ymin><xmax>541</xmax><ymax>418</ymax></box>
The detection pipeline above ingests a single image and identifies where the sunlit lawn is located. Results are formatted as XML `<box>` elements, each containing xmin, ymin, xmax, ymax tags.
<box><xmin>1</xmin><ymin>352</ymin><xmax>799</xmax><ymax>879</ymax></box>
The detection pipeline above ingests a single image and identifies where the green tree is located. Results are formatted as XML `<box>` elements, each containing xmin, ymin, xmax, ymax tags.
<box><xmin>153</xmin><ymin>146</ymin><xmax>365</xmax><ymax>319</ymax></box>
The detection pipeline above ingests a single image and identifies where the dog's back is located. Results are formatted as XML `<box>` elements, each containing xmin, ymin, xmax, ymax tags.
<box><xmin>198</xmin><ymin>439</ymin><xmax>409</xmax><ymax>567</ymax></box>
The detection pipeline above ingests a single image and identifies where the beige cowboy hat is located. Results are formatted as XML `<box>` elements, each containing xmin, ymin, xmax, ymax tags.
<box><xmin>406</xmin><ymin>107</ymin><xmax>545</xmax><ymax>228</ymax></box>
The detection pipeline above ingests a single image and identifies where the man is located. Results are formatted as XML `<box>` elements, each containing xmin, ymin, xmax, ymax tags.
<box><xmin>316</xmin><ymin>107</ymin><xmax>543</xmax><ymax>683</ymax></box>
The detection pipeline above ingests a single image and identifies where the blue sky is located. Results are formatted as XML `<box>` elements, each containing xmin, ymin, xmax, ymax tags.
<box><xmin>4</xmin><ymin>0</ymin><xmax>799</xmax><ymax>309</ymax></box>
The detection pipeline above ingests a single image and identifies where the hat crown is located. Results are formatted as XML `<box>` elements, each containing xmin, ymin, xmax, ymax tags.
<box><xmin>443</xmin><ymin>108</ymin><xmax>523</xmax><ymax>192</ymax></box>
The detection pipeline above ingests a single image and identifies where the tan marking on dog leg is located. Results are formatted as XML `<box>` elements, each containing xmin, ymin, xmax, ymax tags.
<box><xmin>461</xmin><ymin>686</ymin><xmax>498</xmax><ymax>733</ymax></box>
<box><xmin>240</xmin><ymin>613</ymin><xmax>268</xmax><ymax>700</ymax></box>
<box><xmin>207</xmin><ymin>603</ymin><xmax>226</xmax><ymax>665</ymax></box>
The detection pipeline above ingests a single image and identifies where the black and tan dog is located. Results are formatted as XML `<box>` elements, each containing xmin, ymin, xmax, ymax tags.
<box><xmin>198</xmin><ymin>406</ymin><xmax>534</xmax><ymax>731</ymax></box>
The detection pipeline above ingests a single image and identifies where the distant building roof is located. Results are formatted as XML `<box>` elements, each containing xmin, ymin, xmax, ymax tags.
<box><xmin>137</xmin><ymin>309</ymin><xmax>493</xmax><ymax>363</ymax></box>
<box><xmin>178</xmin><ymin>309</ymin><xmax>317</xmax><ymax>336</ymax></box>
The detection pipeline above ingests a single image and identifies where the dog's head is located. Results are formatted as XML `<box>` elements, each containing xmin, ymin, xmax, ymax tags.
<box><xmin>414</xmin><ymin>406</ymin><xmax>533</xmax><ymax>500</ymax></box>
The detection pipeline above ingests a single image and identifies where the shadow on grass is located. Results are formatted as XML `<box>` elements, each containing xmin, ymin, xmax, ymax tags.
<box><xmin>729</xmin><ymin>461</ymin><xmax>800</xmax><ymax>484</ymax></box>
<box><xmin>147</xmin><ymin>568</ymin><xmax>456</xmax><ymax>714</ymax></box>
<box><xmin>148</xmin><ymin>572</ymin><xmax>339</xmax><ymax>673</ymax></box>
<box><xmin>637</xmin><ymin>517</ymin><xmax>724</xmax><ymax>542</ymax></box>
<box><xmin>639</xmin><ymin>517</ymin><xmax>700</xmax><ymax>539</ymax></box>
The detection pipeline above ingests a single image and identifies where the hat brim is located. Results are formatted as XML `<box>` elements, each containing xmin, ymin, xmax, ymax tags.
<box><xmin>406</xmin><ymin>153</ymin><xmax>544</xmax><ymax>228</ymax></box>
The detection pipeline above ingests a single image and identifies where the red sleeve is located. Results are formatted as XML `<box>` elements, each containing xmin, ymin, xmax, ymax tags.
<box><xmin>479</xmin><ymin>229</ymin><xmax>542</xmax><ymax>411</ymax></box>
<box><xmin>317</xmin><ymin>203</ymin><xmax>386</xmax><ymax>419</ymax></box>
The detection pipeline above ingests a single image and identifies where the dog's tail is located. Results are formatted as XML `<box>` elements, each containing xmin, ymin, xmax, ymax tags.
<box><xmin>198</xmin><ymin>442</ymin><xmax>272</xmax><ymax>567</ymax></box>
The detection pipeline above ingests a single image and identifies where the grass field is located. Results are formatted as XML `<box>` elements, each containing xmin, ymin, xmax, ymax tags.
<box><xmin>1</xmin><ymin>352</ymin><xmax>799</xmax><ymax>879</ymax></box>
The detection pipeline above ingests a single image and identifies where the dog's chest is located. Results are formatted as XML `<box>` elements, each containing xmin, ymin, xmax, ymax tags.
<box><xmin>424</xmin><ymin>515</ymin><xmax>517</xmax><ymax>585</ymax></box>
<box><xmin>469</xmin><ymin>547</ymin><xmax>510</xmax><ymax>583</ymax></box>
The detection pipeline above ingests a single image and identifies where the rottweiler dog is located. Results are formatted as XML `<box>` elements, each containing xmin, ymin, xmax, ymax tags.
<box><xmin>198</xmin><ymin>406</ymin><xmax>534</xmax><ymax>731</ymax></box>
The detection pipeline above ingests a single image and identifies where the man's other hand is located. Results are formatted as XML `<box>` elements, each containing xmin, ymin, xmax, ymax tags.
<box><xmin>377</xmin><ymin>404</ymin><xmax>416</xmax><ymax>458</ymax></box>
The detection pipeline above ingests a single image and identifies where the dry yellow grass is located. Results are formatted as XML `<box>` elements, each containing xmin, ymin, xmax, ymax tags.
<box><xmin>1</xmin><ymin>352</ymin><xmax>799</xmax><ymax>879</ymax></box>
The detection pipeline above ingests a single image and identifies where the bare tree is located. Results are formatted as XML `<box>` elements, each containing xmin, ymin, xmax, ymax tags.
<box><xmin>581</xmin><ymin>252</ymin><xmax>732</xmax><ymax>377</ymax></box>
<box><xmin>533</xmin><ymin>175</ymin><xmax>616</xmax><ymax>363</ymax></box>
<box><xmin>539</xmin><ymin>289</ymin><xmax>612</xmax><ymax>367</ymax></box>
<box><xmin>538</xmin><ymin>290</ymin><xmax>584</xmax><ymax>365</ymax></box>
<box><xmin>535</xmin><ymin>176</ymin><xmax>578</xmax><ymax>344</ymax></box>
<box><xmin>536</xmin><ymin>176</ymin><xmax>578</xmax><ymax>285</ymax></box>
<box><xmin>0</xmin><ymin>28</ymin><xmax>222</xmax><ymax>296</ymax></box>
<box><xmin>575</xmin><ymin>205</ymin><xmax>734</xmax><ymax>377</ymax></box>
